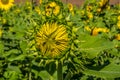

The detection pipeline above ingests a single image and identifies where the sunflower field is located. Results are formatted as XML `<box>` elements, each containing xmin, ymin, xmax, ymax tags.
<box><xmin>0</xmin><ymin>0</ymin><xmax>120</xmax><ymax>80</ymax></box>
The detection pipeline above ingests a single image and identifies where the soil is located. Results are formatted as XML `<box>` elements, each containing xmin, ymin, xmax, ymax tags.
<box><xmin>61</xmin><ymin>0</ymin><xmax>120</xmax><ymax>6</ymax></box>
<box><xmin>15</xmin><ymin>0</ymin><xmax>120</xmax><ymax>6</ymax></box>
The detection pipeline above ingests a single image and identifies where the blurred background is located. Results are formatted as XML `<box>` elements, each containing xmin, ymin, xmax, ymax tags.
<box><xmin>15</xmin><ymin>0</ymin><xmax>120</xmax><ymax>6</ymax></box>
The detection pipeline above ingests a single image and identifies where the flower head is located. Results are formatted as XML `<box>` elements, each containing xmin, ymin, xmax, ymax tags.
<box><xmin>45</xmin><ymin>2</ymin><xmax>60</xmax><ymax>16</ymax></box>
<box><xmin>68</xmin><ymin>3</ymin><xmax>73</xmax><ymax>12</ymax></box>
<box><xmin>86</xmin><ymin>5</ymin><xmax>92</xmax><ymax>12</ymax></box>
<box><xmin>118</xmin><ymin>16</ymin><xmax>120</xmax><ymax>21</ymax></box>
<box><xmin>49</xmin><ymin>2</ymin><xmax>56</xmax><ymax>8</ymax></box>
<box><xmin>84</xmin><ymin>26</ymin><xmax>91</xmax><ymax>32</ymax></box>
<box><xmin>92</xmin><ymin>27</ymin><xmax>109</xmax><ymax>36</ymax></box>
<box><xmin>115</xmin><ymin>34</ymin><xmax>120</xmax><ymax>40</ymax></box>
<box><xmin>36</xmin><ymin>23</ymin><xmax>69</xmax><ymax>57</ymax></box>
<box><xmin>35</xmin><ymin>6</ymin><xmax>41</xmax><ymax>15</ymax></box>
<box><xmin>87</xmin><ymin>12</ymin><xmax>93</xmax><ymax>19</ymax></box>
<box><xmin>0</xmin><ymin>0</ymin><xmax>14</xmax><ymax>10</ymax></box>
<box><xmin>117</xmin><ymin>21</ymin><xmax>120</xmax><ymax>29</ymax></box>
<box><xmin>39</xmin><ymin>0</ymin><xmax>42</xmax><ymax>4</ymax></box>
<box><xmin>53</xmin><ymin>5</ymin><xmax>60</xmax><ymax>15</ymax></box>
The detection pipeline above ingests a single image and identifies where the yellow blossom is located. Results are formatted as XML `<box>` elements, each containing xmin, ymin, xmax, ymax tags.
<box><xmin>87</xmin><ymin>12</ymin><xmax>93</xmax><ymax>19</ymax></box>
<box><xmin>0</xmin><ymin>28</ymin><xmax>2</xmax><ymax>37</ymax></box>
<box><xmin>117</xmin><ymin>21</ymin><xmax>120</xmax><ymax>29</ymax></box>
<box><xmin>115</xmin><ymin>34</ymin><xmax>120</xmax><ymax>40</ymax></box>
<box><xmin>35</xmin><ymin>6</ymin><xmax>41</xmax><ymax>15</ymax></box>
<box><xmin>86</xmin><ymin>5</ymin><xmax>92</xmax><ymax>11</ymax></box>
<box><xmin>53</xmin><ymin>5</ymin><xmax>60</xmax><ymax>15</ymax></box>
<box><xmin>92</xmin><ymin>27</ymin><xmax>109</xmax><ymax>36</ymax></box>
<box><xmin>106</xmin><ymin>5</ymin><xmax>110</xmax><ymax>10</ymax></box>
<box><xmin>98</xmin><ymin>1</ymin><xmax>103</xmax><ymax>7</ymax></box>
<box><xmin>39</xmin><ymin>0</ymin><xmax>42</xmax><ymax>4</ymax></box>
<box><xmin>99</xmin><ymin>0</ymin><xmax>108</xmax><ymax>8</ymax></box>
<box><xmin>36</xmin><ymin>23</ymin><xmax>69</xmax><ymax>57</ymax></box>
<box><xmin>118</xmin><ymin>16</ymin><xmax>120</xmax><ymax>21</ymax></box>
<box><xmin>84</xmin><ymin>26</ymin><xmax>91</xmax><ymax>32</ymax></box>
<box><xmin>97</xmin><ymin>8</ymin><xmax>101</xmax><ymax>13</ymax></box>
<box><xmin>49</xmin><ymin>2</ymin><xmax>56</xmax><ymax>8</ymax></box>
<box><xmin>0</xmin><ymin>0</ymin><xmax>14</xmax><ymax>10</ymax></box>
<box><xmin>68</xmin><ymin>3</ymin><xmax>73</xmax><ymax>12</ymax></box>
<box><xmin>45</xmin><ymin>5</ymin><xmax>52</xmax><ymax>16</ymax></box>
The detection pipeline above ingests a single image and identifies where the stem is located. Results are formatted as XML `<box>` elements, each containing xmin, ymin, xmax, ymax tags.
<box><xmin>29</xmin><ymin>72</ymin><xmax>31</xmax><ymax>80</ymax></box>
<box><xmin>57</xmin><ymin>61</ymin><xmax>63</xmax><ymax>80</ymax></box>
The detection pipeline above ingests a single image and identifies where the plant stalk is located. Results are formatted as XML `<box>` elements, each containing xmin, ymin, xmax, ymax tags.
<box><xmin>57</xmin><ymin>61</ymin><xmax>63</xmax><ymax>80</ymax></box>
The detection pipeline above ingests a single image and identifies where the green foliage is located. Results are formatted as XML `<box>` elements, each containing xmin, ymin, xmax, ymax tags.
<box><xmin>0</xmin><ymin>0</ymin><xmax>120</xmax><ymax>80</ymax></box>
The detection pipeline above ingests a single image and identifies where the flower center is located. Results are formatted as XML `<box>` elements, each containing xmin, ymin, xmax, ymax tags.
<box><xmin>1</xmin><ymin>0</ymin><xmax>9</xmax><ymax>4</ymax></box>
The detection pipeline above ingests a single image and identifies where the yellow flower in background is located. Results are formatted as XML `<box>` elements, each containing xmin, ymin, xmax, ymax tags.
<box><xmin>98</xmin><ymin>1</ymin><xmax>103</xmax><ymax>7</ymax></box>
<box><xmin>45</xmin><ymin>5</ymin><xmax>52</xmax><ymax>16</ymax></box>
<box><xmin>0</xmin><ymin>28</ymin><xmax>2</xmax><ymax>37</ymax></box>
<box><xmin>115</xmin><ymin>34</ymin><xmax>120</xmax><ymax>40</ymax></box>
<box><xmin>87</xmin><ymin>12</ymin><xmax>93</xmax><ymax>19</ymax></box>
<box><xmin>35</xmin><ymin>6</ymin><xmax>41</xmax><ymax>15</ymax></box>
<box><xmin>99</xmin><ymin>0</ymin><xmax>109</xmax><ymax>8</ymax></box>
<box><xmin>86</xmin><ymin>5</ymin><xmax>92</xmax><ymax>11</ymax></box>
<box><xmin>36</xmin><ymin>23</ymin><xmax>69</xmax><ymax>57</ymax></box>
<box><xmin>68</xmin><ymin>3</ymin><xmax>73</xmax><ymax>12</ymax></box>
<box><xmin>45</xmin><ymin>2</ymin><xmax>60</xmax><ymax>16</ymax></box>
<box><xmin>0</xmin><ymin>0</ymin><xmax>14</xmax><ymax>10</ymax></box>
<box><xmin>106</xmin><ymin>5</ymin><xmax>110</xmax><ymax>10</ymax></box>
<box><xmin>118</xmin><ymin>16</ymin><xmax>120</xmax><ymax>21</ymax></box>
<box><xmin>117</xmin><ymin>21</ymin><xmax>120</xmax><ymax>29</ymax></box>
<box><xmin>92</xmin><ymin>27</ymin><xmax>109</xmax><ymax>36</ymax></box>
<box><xmin>84</xmin><ymin>26</ymin><xmax>91</xmax><ymax>32</ymax></box>
<box><xmin>53</xmin><ymin>5</ymin><xmax>60</xmax><ymax>15</ymax></box>
<box><xmin>97</xmin><ymin>8</ymin><xmax>101</xmax><ymax>13</ymax></box>
<box><xmin>49</xmin><ymin>2</ymin><xmax>56</xmax><ymax>8</ymax></box>
<box><xmin>92</xmin><ymin>27</ymin><xmax>99</xmax><ymax>36</ymax></box>
<box><xmin>39</xmin><ymin>0</ymin><xmax>42</xmax><ymax>4</ymax></box>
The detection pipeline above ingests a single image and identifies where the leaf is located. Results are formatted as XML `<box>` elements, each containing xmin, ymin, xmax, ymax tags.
<box><xmin>14</xmin><ymin>32</ymin><xmax>24</xmax><ymax>39</ymax></box>
<box><xmin>64</xmin><ymin>71</ymin><xmax>73</xmax><ymax>80</ymax></box>
<box><xmin>39</xmin><ymin>71</ymin><xmax>51</xmax><ymax>80</ymax></box>
<box><xmin>7</xmin><ymin>65</ymin><xmax>21</xmax><ymax>73</ymax></box>
<box><xmin>0</xmin><ymin>41</ymin><xmax>4</xmax><ymax>56</ymax></box>
<box><xmin>20</xmin><ymin>41</ymin><xmax>28</xmax><ymax>53</ymax></box>
<box><xmin>8</xmin><ymin>54</ymin><xmax>25</xmax><ymax>61</ymax></box>
<box><xmin>3</xmin><ymin>65</ymin><xmax>21</xmax><ymax>80</ymax></box>
<box><xmin>3</xmin><ymin>49</ymin><xmax>19</xmax><ymax>57</ymax></box>
<box><xmin>78</xmin><ymin>34</ymin><xmax>114</xmax><ymax>58</ymax></box>
<box><xmin>45</xmin><ymin>61</ymin><xmax>56</xmax><ymax>76</ymax></box>
<box><xmin>95</xmin><ymin>20</ymin><xmax>106</xmax><ymax>28</ymax></box>
<box><xmin>3</xmin><ymin>71</ymin><xmax>19</xmax><ymax>80</ymax></box>
<box><xmin>83</xmin><ymin>63</ymin><xmax>120</xmax><ymax>78</ymax></box>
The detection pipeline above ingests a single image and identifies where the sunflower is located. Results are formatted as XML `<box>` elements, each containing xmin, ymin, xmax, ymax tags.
<box><xmin>45</xmin><ymin>2</ymin><xmax>60</xmax><ymax>16</ymax></box>
<box><xmin>87</xmin><ymin>12</ymin><xmax>93</xmax><ymax>19</ymax></box>
<box><xmin>117</xmin><ymin>21</ymin><xmax>120</xmax><ymax>29</ymax></box>
<box><xmin>0</xmin><ymin>0</ymin><xmax>14</xmax><ymax>10</ymax></box>
<box><xmin>68</xmin><ymin>3</ymin><xmax>73</xmax><ymax>12</ymax></box>
<box><xmin>115</xmin><ymin>34</ymin><xmax>120</xmax><ymax>40</ymax></box>
<box><xmin>92</xmin><ymin>27</ymin><xmax>109</xmax><ymax>36</ymax></box>
<box><xmin>39</xmin><ymin>0</ymin><xmax>42</xmax><ymax>4</ymax></box>
<box><xmin>53</xmin><ymin>5</ymin><xmax>60</xmax><ymax>15</ymax></box>
<box><xmin>36</xmin><ymin>23</ymin><xmax>69</xmax><ymax>58</ymax></box>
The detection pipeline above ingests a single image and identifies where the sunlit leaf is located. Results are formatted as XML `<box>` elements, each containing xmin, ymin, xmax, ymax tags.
<box><xmin>83</xmin><ymin>63</ymin><xmax>120</xmax><ymax>78</ymax></box>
